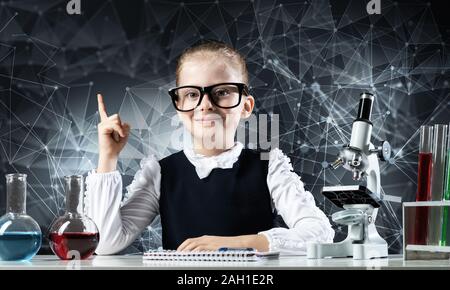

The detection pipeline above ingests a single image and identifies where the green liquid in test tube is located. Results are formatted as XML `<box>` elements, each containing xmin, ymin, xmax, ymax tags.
<box><xmin>440</xmin><ymin>125</ymin><xmax>450</xmax><ymax>246</ymax></box>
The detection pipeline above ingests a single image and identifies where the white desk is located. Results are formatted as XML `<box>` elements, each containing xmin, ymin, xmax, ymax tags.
<box><xmin>0</xmin><ymin>255</ymin><xmax>449</xmax><ymax>269</ymax></box>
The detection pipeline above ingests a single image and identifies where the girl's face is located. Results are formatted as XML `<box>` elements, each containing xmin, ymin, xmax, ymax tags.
<box><xmin>176</xmin><ymin>53</ymin><xmax>254</xmax><ymax>152</ymax></box>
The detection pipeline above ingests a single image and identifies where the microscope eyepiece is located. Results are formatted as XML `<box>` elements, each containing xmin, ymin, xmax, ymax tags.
<box><xmin>356</xmin><ymin>92</ymin><xmax>374</xmax><ymax>122</ymax></box>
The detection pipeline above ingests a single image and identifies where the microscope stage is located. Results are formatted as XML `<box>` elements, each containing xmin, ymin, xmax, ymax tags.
<box><xmin>321</xmin><ymin>185</ymin><xmax>381</xmax><ymax>208</ymax></box>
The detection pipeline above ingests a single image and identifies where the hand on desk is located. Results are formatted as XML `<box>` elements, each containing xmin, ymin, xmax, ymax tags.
<box><xmin>177</xmin><ymin>234</ymin><xmax>269</xmax><ymax>252</ymax></box>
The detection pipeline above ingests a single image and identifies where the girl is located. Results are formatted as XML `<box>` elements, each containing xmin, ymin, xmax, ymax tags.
<box><xmin>85</xmin><ymin>40</ymin><xmax>334</xmax><ymax>254</ymax></box>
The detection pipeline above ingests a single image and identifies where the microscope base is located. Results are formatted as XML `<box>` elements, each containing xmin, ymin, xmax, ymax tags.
<box><xmin>306</xmin><ymin>239</ymin><xmax>388</xmax><ymax>260</ymax></box>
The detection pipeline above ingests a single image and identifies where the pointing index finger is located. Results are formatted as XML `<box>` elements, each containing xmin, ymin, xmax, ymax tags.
<box><xmin>97</xmin><ymin>93</ymin><xmax>108</xmax><ymax>121</ymax></box>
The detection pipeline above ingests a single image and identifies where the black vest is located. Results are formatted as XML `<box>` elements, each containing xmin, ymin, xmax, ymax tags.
<box><xmin>159</xmin><ymin>149</ymin><xmax>275</xmax><ymax>250</ymax></box>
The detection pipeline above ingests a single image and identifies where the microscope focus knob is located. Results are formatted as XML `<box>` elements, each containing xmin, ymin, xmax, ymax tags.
<box><xmin>375</xmin><ymin>140</ymin><xmax>391</xmax><ymax>161</ymax></box>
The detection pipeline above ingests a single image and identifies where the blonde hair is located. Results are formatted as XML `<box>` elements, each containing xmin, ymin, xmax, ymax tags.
<box><xmin>175</xmin><ymin>39</ymin><xmax>249</xmax><ymax>86</ymax></box>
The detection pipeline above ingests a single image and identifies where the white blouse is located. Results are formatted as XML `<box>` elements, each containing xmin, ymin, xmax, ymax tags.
<box><xmin>84</xmin><ymin>142</ymin><xmax>335</xmax><ymax>255</ymax></box>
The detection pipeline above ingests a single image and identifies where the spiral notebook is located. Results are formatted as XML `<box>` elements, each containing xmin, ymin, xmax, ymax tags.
<box><xmin>143</xmin><ymin>248</ymin><xmax>279</xmax><ymax>262</ymax></box>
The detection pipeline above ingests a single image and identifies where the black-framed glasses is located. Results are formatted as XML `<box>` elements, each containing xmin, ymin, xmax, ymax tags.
<box><xmin>168</xmin><ymin>82</ymin><xmax>249</xmax><ymax>112</ymax></box>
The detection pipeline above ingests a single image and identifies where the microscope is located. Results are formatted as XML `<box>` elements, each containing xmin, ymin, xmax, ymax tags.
<box><xmin>307</xmin><ymin>92</ymin><xmax>391</xmax><ymax>260</ymax></box>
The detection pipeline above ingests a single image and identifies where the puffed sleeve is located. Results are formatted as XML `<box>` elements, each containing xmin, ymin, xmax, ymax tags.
<box><xmin>259</xmin><ymin>148</ymin><xmax>335</xmax><ymax>254</ymax></box>
<box><xmin>84</xmin><ymin>155</ymin><xmax>161</xmax><ymax>255</ymax></box>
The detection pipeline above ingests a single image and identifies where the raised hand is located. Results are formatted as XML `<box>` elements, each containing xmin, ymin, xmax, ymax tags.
<box><xmin>97</xmin><ymin>93</ymin><xmax>130</xmax><ymax>173</ymax></box>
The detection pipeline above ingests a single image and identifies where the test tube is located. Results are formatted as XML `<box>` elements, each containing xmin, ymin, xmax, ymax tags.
<box><xmin>440</xmin><ymin>124</ymin><xmax>450</xmax><ymax>246</ymax></box>
<box><xmin>412</xmin><ymin>125</ymin><xmax>433</xmax><ymax>245</ymax></box>
<box><xmin>428</xmin><ymin>124</ymin><xmax>448</xmax><ymax>245</ymax></box>
<box><xmin>416</xmin><ymin>125</ymin><xmax>433</xmax><ymax>201</ymax></box>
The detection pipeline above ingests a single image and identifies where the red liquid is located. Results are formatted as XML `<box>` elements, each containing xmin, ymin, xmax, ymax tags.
<box><xmin>49</xmin><ymin>232</ymin><xmax>99</xmax><ymax>260</ymax></box>
<box><xmin>413</xmin><ymin>153</ymin><xmax>433</xmax><ymax>245</ymax></box>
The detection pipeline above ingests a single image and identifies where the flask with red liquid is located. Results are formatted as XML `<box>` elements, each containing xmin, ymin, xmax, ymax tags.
<box><xmin>49</xmin><ymin>175</ymin><xmax>99</xmax><ymax>260</ymax></box>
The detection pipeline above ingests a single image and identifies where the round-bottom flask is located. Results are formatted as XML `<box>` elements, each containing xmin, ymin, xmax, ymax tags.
<box><xmin>0</xmin><ymin>174</ymin><xmax>42</xmax><ymax>261</ymax></box>
<box><xmin>49</xmin><ymin>175</ymin><xmax>99</xmax><ymax>260</ymax></box>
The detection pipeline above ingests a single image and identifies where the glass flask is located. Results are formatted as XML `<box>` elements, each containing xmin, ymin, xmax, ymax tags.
<box><xmin>49</xmin><ymin>175</ymin><xmax>99</xmax><ymax>260</ymax></box>
<box><xmin>0</xmin><ymin>173</ymin><xmax>42</xmax><ymax>261</ymax></box>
